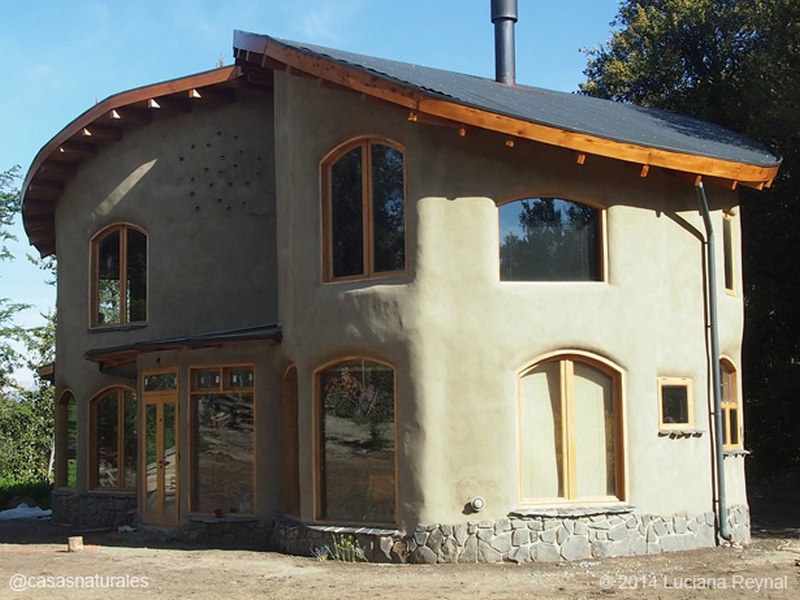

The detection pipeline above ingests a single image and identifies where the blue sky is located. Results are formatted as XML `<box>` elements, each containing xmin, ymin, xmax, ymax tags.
<box><xmin>1</xmin><ymin>0</ymin><xmax>620</xmax><ymax>382</ymax></box>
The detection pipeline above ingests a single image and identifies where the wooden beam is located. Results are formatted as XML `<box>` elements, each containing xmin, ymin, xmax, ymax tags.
<box><xmin>576</xmin><ymin>153</ymin><xmax>587</xmax><ymax>166</ymax></box>
<box><xmin>640</xmin><ymin>164</ymin><xmax>650</xmax><ymax>178</ymax></box>
<box><xmin>38</xmin><ymin>160</ymin><xmax>77</xmax><ymax>178</ymax></box>
<box><xmin>109</xmin><ymin>106</ymin><xmax>152</xmax><ymax>125</ymax></box>
<box><xmin>262</xmin><ymin>39</ymin><xmax>779</xmax><ymax>186</ymax></box>
<box><xmin>81</xmin><ymin>124</ymin><xmax>122</xmax><ymax>140</ymax></box>
<box><xmin>58</xmin><ymin>141</ymin><xmax>96</xmax><ymax>157</ymax></box>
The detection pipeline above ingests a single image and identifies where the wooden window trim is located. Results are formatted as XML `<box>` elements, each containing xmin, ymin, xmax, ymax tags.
<box><xmin>496</xmin><ymin>196</ymin><xmax>608</xmax><ymax>284</ymax></box>
<box><xmin>313</xmin><ymin>356</ymin><xmax>399</xmax><ymax>527</ymax></box>
<box><xmin>321</xmin><ymin>137</ymin><xmax>407</xmax><ymax>283</ymax></box>
<box><xmin>517</xmin><ymin>352</ymin><xmax>625</xmax><ymax>505</ymax></box>
<box><xmin>722</xmin><ymin>212</ymin><xmax>736</xmax><ymax>296</ymax></box>
<box><xmin>89</xmin><ymin>385</ymin><xmax>137</xmax><ymax>492</ymax></box>
<box><xmin>90</xmin><ymin>223</ymin><xmax>148</xmax><ymax>328</ymax></box>
<box><xmin>188</xmin><ymin>364</ymin><xmax>256</xmax><ymax>516</ymax></box>
<box><xmin>657</xmin><ymin>377</ymin><xmax>695</xmax><ymax>431</ymax></box>
<box><xmin>720</xmin><ymin>358</ymin><xmax>743</xmax><ymax>451</ymax></box>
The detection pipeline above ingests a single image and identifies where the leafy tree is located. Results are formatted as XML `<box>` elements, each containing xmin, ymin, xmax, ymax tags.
<box><xmin>582</xmin><ymin>0</ymin><xmax>800</xmax><ymax>485</ymax></box>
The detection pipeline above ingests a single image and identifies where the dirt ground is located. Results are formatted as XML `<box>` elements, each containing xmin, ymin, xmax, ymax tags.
<box><xmin>0</xmin><ymin>493</ymin><xmax>798</xmax><ymax>599</ymax></box>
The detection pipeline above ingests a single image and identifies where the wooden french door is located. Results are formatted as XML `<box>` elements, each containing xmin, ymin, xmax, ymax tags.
<box><xmin>142</xmin><ymin>371</ymin><xmax>180</xmax><ymax>525</ymax></box>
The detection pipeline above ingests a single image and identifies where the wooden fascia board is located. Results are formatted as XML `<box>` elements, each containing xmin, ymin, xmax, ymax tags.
<box><xmin>263</xmin><ymin>40</ymin><xmax>778</xmax><ymax>186</ymax></box>
<box><xmin>22</xmin><ymin>66</ymin><xmax>242</xmax><ymax>256</ymax></box>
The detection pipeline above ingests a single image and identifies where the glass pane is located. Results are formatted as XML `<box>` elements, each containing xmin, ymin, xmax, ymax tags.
<box><xmin>331</xmin><ymin>147</ymin><xmax>364</xmax><ymax>278</ymax></box>
<box><xmin>728</xmin><ymin>409</ymin><xmax>739</xmax><ymax>446</ymax></box>
<box><xmin>193</xmin><ymin>393</ymin><xmax>254</xmax><ymax>514</ymax></box>
<box><xmin>573</xmin><ymin>363</ymin><xmax>616</xmax><ymax>498</ymax></box>
<box><xmin>145</xmin><ymin>404</ymin><xmax>157</xmax><ymax>513</ymax></box>
<box><xmin>371</xmin><ymin>144</ymin><xmax>405</xmax><ymax>273</ymax></box>
<box><xmin>95</xmin><ymin>391</ymin><xmax>119</xmax><ymax>488</ymax></box>
<box><xmin>66</xmin><ymin>396</ymin><xmax>78</xmax><ymax>488</ymax></box>
<box><xmin>144</xmin><ymin>372</ymin><xmax>177</xmax><ymax>392</ymax></box>
<box><xmin>723</xmin><ymin>217</ymin><xmax>734</xmax><ymax>290</ymax></box>
<box><xmin>123</xmin><ymin>391</ymin><xmax>137</xmax><ymax>488</ymax></box>
<box><xmin>225</xmin><ymin>367</ymin><xmax>254</xmax><ymax>389</ymax></box>
<box><xmin>320</xmin><ymin>360</ymin><xmax>395</xmax><ymax>523</ymax></box>
<box><xmin>193</xmin><ymin>369</ymin><xmax>221</xmax><ymax>391</ymax></box>
<box><xmin>97</xmin><ymin>230</ymin><xmax>121</xmax><ymax>324</ymax></box>
<box><xmin>519</xmin><ymin>362</ymin><xmax>563</xmax><ymax>499</ymax></box>
<box><xmin>127</xmin><ymin>229</ymin><xmax>147</xmax><ymax>322</ymax></box>
<box><xmin>164</xmin><ymin>403</ymin><xmax>177</xmax><ymax>516</ymax></box>
<box><xmin>499</xmin><ymin>198</ymin><xmax>600</xmax><ymax>281</ymax></box>
<box><xmin>661</xmin><ymin>385</ymin><xmax>689</xmax><ymax>425</ymax></box>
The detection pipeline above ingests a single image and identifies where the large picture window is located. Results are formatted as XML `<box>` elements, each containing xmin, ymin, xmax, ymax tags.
<box><xmin>323</xmin><ymin>139</ymin><xmax>405</xmax><ymax>281</ymax></box>
<box><xmin>317</xmin><ymin>359</ymin><xmax>396</xmax><ymax>524</ymax></box>
<box><xmin>519</xmin><ymin>355</ymin><xmax>622</xmax><ymax>502</ymax></box>
<box><xmin>190</xmin><ymin>366</ymin><xmax>255</xmax><ymax>515</ymax></box>
<box><xmin>499</xmin><ymin>198</ymin><xmax>602</xmax><ymax>281</ymax></box>
<box><xmin>91</xmin><ymin>224</ymin><xmax>147</xmax><ymax>327</ymax></box>
<box><xmin>91</xmin><ymin>387</ymin><xmax>137</xmax><ymax>490</ymax></box>
<box><xmin>56</xmin><ymin>391</ymin><xmax>78</xmax><ymax>488</ymax></box>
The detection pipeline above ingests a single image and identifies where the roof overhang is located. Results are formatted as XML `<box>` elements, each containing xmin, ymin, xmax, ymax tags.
<box><xmin>233</xmin><ymin>31</ymin><xmax>780</xmax><ymax>192</ymax></box>
<box><xmin>21</xmin><ymin>66</ymin><xmax>246</xmax><ymax>258</ymax></box>
<box><xmin>85</xmin><ymin>323</ymin><xmax>282</xmax><ymax>371</ymax></box>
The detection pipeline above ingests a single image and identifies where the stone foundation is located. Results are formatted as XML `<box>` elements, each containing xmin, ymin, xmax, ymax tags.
<box><xmin>51</xmin><ymin>489</ymin><xmax>137</xmax><ymax>529</ymax></box>
<box><xmin>272</xmin><ymin>505</ymin><xmax>750</xmax><ymax>564</ymax></box>
<box><xmin>176</xmin><ymin>516</ymin><xmax>273</xmax><ymax>549</ymax></box>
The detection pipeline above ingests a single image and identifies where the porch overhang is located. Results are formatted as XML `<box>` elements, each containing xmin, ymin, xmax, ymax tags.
<box><xmin>85</xmin><ymin>323</ymin><xmax>282</xmax><ymax>372</ymax></box>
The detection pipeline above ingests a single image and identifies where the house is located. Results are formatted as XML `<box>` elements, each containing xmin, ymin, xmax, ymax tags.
<box><xmin>21</xmin><ymin>2</ymin><xmax>781</xmax><ymax>563</ymax></box>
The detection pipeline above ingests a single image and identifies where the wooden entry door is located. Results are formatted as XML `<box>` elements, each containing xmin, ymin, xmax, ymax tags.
<box><xmin>142</xmin><ymin>371</ymin><xmax>180</xmax><ymax>526</ymax></box>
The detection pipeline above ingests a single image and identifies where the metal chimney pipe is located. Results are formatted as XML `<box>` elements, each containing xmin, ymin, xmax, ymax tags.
<box><xmin>491</xmin><ymin>0</ymin><xmax>518</xmax><ymax>84</ymax></box>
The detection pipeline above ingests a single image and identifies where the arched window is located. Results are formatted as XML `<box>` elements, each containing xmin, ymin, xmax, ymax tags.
<box><xmin>317</xmin><ymin>358</ymin><xmax>396</xmax><ymax>524</ymax></box>
<box><xmin>519</xmin><ymin>354</ymin><xmax>623</xmax><ymax>502</ymax></box>
<box><xmin>499</xmin><ymin>197</ymin><xmax>602</xmax><ymax>281</ymax></box>
<box><xmin>56</xmin><ymin>391</ymin><xmax>78</xmax><ymax>488</ymax></box>
<box><xmin>91</xmin><ymin>224</ymin><xmax>147</xmax><ymax>326</ymax></box>
<box><xmin>90</xmin><ymin>387</ymin><xmax>137</xmax><ymax>490</ymax></box>
<box><xmin>720</xmin><ymin>359</ymin><xmax>742</xmax><ymax>450</ymax></box>
<box><xmin>322</xmin><ymin>139</ymin><xmax>405</xmax><ymax>281</ymax></box>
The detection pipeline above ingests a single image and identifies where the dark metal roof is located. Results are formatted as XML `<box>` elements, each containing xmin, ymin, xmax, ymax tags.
<box><xmin>273</xmin><ymin>37</ymin><xmax>780</xmax><ymax>169</ymax></box>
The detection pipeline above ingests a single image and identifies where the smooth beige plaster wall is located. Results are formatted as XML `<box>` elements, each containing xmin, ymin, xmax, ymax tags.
<box><xmin>274</xmin><ymin>72</ymin><xmax>747</xmax><ymax>531</ymax></box>
<box><xmin>54</xmin><ymin>84</ymin><xmax>277</xmax><ymax>495</ymax></box>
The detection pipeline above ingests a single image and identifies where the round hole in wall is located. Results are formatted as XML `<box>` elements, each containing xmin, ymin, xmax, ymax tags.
<box><xmin>219</xmin><ymin>155</ymin><xmax>225</xmax><ymax>160</ymax></box>
<box><xmin>216</xmin><ymin>130</ymin><xmax>223</xmax><ymax>137</ymax></box>
<box><xmin>190</xmin><ymin>143</ymin><xmax>196</xmax><ymax>149</ymax></box>
<box><xmin>228</xmin><ymin>182</ymin><xmax>233</xmax><ymax>187</ymax></box>
<box><xmin>195</xmin><ymin>206</ymin><xmax>200</xmax><ymax>211</ymax></box>
<box><xmin>256</xmin><ymin>155</ymin><xmax>262</xmax><ymax>161</ymax></box>
<box><xmin>189</xmin><ymin>191</ymin><xmax>195</xmax><ymax>197</ymax></box>
<box><xmin>233</xmin><ymin>163</ymin><xmax>238</xmax><ymax>169</ymax></box>
<box><xmin>178</xmin><ymin>156</ymin><xmax>184</xmax><ymax>162</ymax></box>
<box><xmin>217</xmin><ymin>197</ymin><xmax>223</xmax><ymax>203</ymax></box>
<box><xmin>233</xmin><ymin>135</ymin><xmax>239</xmax><ymax>141</ymax></box>
<box><xmin>203</xmin><ymin>167</ymin><xmax>209</xmax><ymax>173</ymax></box>
<box><xmin>209</xmin><ymin>182</ymin><xmax>214</xmax><ymax>188</ymax></box>
<box><xmin>206</xmin><ymin>143</ymin><xmax>212</xmax><ymax>148</ymax></box>
<box><xmin>226</xmin><ymin>206</ymin><xmax>232</xmax><ymax>211</ymax></box>
<box><xmin>190</xmin><ymin>177</ymin><xmax>196</xmax><ymax>183</ymax></box>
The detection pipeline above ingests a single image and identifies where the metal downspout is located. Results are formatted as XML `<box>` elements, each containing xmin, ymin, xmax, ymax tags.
<box><xmin>697</xmin><ymin>179</ymin><xmax>732</xmax><ymax>542</ymax></box>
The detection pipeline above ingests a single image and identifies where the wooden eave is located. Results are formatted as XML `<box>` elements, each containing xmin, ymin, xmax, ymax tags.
<box><xmin>22</xmin><ymin>66</ymin><xmax>245</xmax><ymax>258</ymax></box>
<box><xmin>234</xmin><ymin>33</ymin><xmax>779</xmax><ymax>191</ymax></box>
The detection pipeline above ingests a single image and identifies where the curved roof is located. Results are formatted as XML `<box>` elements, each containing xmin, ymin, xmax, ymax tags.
<box><xmin>22</xmin><ymin>31</ymin><xmax>781</xmax><ymax>257</ymax></box>
<box><xmin>234</xmin><ymin>32</ymin><xmax>780</xmax><ymax>185</ymax></box>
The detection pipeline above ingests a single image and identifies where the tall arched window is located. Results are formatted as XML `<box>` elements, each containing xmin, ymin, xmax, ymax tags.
<box><xmin>56</xmin><ymin>391</ymin><xmax>78</xmax><ymax>488</ymax></box>
<box><xmin>720</xmin><ymin>359</ymin><xmax>742</xmax><ymax>450</ymax></box>
<box><xmin>519</xmin><ymin>354</ymin><xmax>623</xmax><ymax>502</ymax></box>
<box><xmin>317</xmin><ymin>358</ymin><xmax>396</xmax><ymax>524</ymax></box>
<box><xmin>499</xmin><ymin>197</ymin><xmax>603</xmax><ymax>281</ymax></box>
<box><xmin>91</xmin><ymin>224</ymin><xmax>147</xmax><ymax>327</ymax></box>
<box><xmin>322</xmin><ymin>139</ymin><xmax>405</xmax><ymax>281</ymax></box>
<box><xmin>90</xmin><ymin>387</ymin><xmax>137</xmax><ymax>490</ymax></box>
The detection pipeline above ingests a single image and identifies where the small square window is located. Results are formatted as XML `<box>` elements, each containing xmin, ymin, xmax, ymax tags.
<box><xmin>658</xmin><ymin>378</ymin><xmax>694</xmax><ymax>430</ymax></box>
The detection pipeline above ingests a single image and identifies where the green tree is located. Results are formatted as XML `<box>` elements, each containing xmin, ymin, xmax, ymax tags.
<box><xmin>582</xmin><ymin>0</ymin><xmax>800</xmax><ymax>485</ymax></box>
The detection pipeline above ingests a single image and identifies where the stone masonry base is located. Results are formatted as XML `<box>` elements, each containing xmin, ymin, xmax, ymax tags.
<box><xmin>272</xmin><ymin>505</ymin><xmax>750</xmax><ymax>564</ymax></box>
<box><xmin>51</xmin><ymin>489</ymin><xmax>137</xmax><ymax>529</ymax></box>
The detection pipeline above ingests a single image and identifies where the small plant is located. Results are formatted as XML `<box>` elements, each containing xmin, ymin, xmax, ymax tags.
<box><xmin>328</xmin><ymin>534</ymin><xmax>367</xmax><ymax>562</ymax></box>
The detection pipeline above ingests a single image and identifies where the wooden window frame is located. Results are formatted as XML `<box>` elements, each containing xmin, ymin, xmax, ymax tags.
<box><xmin>90</xmin><ymin>223</ymin><xmax>148</xmax><ymax>328</ymax></box>
<box><xmin>313</xmin><ymin>357</ymin><xmax>398</xmax><ymax>526</ymax></box>
<box><xmin>89</xmin><ymin>386</ymin><xmax>137</xmax><ymax>492</ymax></box>
<box><xmin>497</xmin><ymin>196</ymin><xmax>608</xmax><ymax>283</ymax></box>
<box><xmin>722</xmin><ymin>211</ymin><xmax>736</xmax><ymax>295</ymax></box>
<box><xmin>55</xmin><ymin>390</ymin><xmax>77</xmax><ymax>489</ymax></box>
<box><xmin>720</xmin><ymin>358</ymin><xmax>743</xmax><ymax>451</ymax></box>
<box><xmin>321</xmin><ymin>137</ymin><xmax>407</xmax><ymax>283</ymax></box>
<box><xmin>517</xmin><ymin>352</ymin><xmax>625</xmax><ymax>504</ymax></box>
<box><xmin>657</xmin><ymin>377</ymin><xmax>694</xmax><ymax>431</ymax></box>
<box><xmin>188</xmin><ymin>364</ymin><xmax>256</xmax><ymax>516</ymax></box>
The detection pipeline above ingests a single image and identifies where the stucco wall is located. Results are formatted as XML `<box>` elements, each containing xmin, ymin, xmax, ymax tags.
<box><xmin>273</xmin><ymin>72</ymin><xmax>747</xmax><ymax>532</ymax></box>
<box><xmin>53</xmin><ymin>83</ymin><xmax>278</xmax><ymax>496</ymax></box>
